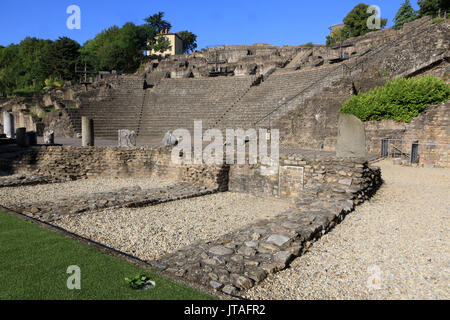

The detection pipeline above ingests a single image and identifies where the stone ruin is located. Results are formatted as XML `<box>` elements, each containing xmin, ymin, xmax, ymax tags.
<box><xmin>0</xmin><ymin>145</ymin><xmax>381</xmax><ymax>296</ymax></box>
<box><xmin>0</xmin><ymin>17</ymin><xmax>448</xmax><ymax>297</ymax></box>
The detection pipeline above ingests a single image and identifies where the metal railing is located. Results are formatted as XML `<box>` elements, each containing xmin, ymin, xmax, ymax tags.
<box><xmin>379</xmin><ymin>138</ymin><xmax>449</xmax><ymax>167</ymax></box>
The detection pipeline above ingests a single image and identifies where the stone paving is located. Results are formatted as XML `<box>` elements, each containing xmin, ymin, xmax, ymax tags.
<box><xmin>0</xmin><ymin>156</ymin><xmax>382</xmax><ymax>297</ymax></box>
<box><xmin>153</xmin><ymin>166</ymin><xmax>381</xmax><ymax>295</ymax></box>
<box><xmin>244</xmin><ymin>160</ymin><xmax>450</xmax><ymax>299</ymax></box>
<box><xmin>10</xmin><ymin>183</ymin><xmax>215</xmax><ymax>223</ymax></box>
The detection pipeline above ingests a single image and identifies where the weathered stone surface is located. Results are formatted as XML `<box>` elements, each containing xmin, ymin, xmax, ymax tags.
<box><xmin>222</xmin><ymin>285</ymin><xmax>238</xmax><ymax>295</ymax></box>
<box><xmin>238</xmin><ymin>246</ymin><xmax>256</xmax><ymax>257</ymax></box>
<box><xmin>336</xmin><ymin>114</ymin><xmax>367</xmax><ymax>158</ymax></box>
<box><xmin>244</xmin><ymin>241</ymin><xmax>258</xmax><ymax>247</ymax></box>
<box><xmin>273</xmin><ymin>251</ymin><xmax>293</xmax><ymax>264</ymax></box>
<box><xmin>209</xmin><ymin>246</ymin><xmax>234</xmax><ymax>256</ymax></box>
<box><xmin>118</xmin><ymin>130</ymin><xmax>137</xmax><ymax>147</ymax></box>
<box><xmin>43</xmin><ymin>130</ymin><xmax>55</xmax><ymax>145</ymax></box>
<box><xmin>81</xmin><ymin>117</ymin><xmax>94</xmax><ymax>147</ymax></box>
<box><xmin>210</xmin><ymin>281</ymin><xmax>224</xmax><ymax>291</ymax></box>
<box><xmin>247</xmin><ymin>269</ymin><xmax>267</xmax><ymax>283</ymax></box>
<box><xmin>162</xmin><ymin>131</ymin><xmax>178</xmax><ymax>146</ymax></box>
<box><xmin>266</xmin><ymin>234</ymin><xmax>291</xmax><ymax>247</ymax></box>
<box><xmin>339</xmin><ymin>178</ymin><xmax>353</xmax><ymax>186</ymax></box>
<box><xmin>231</xmin><ymin>274</ymin><xmax>254</xmax><ymax>290</ymax></box>
<box><xmin>3</xmin><ymin>111</ymin><xmax>14</xmax><ymax>138</ymax></box>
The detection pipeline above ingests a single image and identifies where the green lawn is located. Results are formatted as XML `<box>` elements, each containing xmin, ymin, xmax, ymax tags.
<box><xmin>0</xmin><ymin>211</ymin><xmax>214</xmax><ymax>300</ymax></box>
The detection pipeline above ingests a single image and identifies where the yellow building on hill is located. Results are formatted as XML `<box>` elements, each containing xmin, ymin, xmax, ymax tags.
<box><xmin>148</xmin><ymin>31</ymin><xmax>184</xmax><ymax>56</ymax></box>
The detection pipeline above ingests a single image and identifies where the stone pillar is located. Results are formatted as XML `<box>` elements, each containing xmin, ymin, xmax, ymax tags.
<box><xmin>26</xmin><ymin>131</ymin><xmax>37</xmax><ymax>146</ymax></box>
<box><xmin>81</xmin><ymin>117</ymin><xmax>94</xmax><ymax>147</ymax></box>
<box><xmin>118</xmin><ymin>130</ymin><xmax>137</xmax><ymax>147</ymax></box>
<box><xmin>336</xmin><ymin>114</ymin><xmax>367</xmax><ymax>158</ymax></box>
<box><xmin>44</xmin><ymin>130</ymin><xmax>55</xmax><ymax>145</ymax></box>
<box><xmin>2</xmin><ymin>111</ymin><xmax>14</xmax><ymax>138</ymax></box>
<box><xmin>16</xmin><ymin>128</ymin><xmax>28</xmax><ymax>147</ymax></box>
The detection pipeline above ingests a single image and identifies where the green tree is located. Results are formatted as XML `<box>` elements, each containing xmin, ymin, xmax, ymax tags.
<box><xmin>144</xmin><ymin>12</ymin><xmax>172</xmax><ymax>33</ymax></box>
<box><xmin>49</xmin><ymin>37</ymin><xmax>81</xmax><ymax>80</ymax></box>
<box><xmin>418</xmin><ymin>0</ymin><xmax>449</xmax><ymax>17</ymax></box>
<box><xmin>325</xmin><ymin>3</ymin><xmax>387</xmax><ymax>46</ymax></box>
<box><xmin>326</xmin><ymin>25</ymin><xmax>346</xmax><ymax>47</ymax></box>
<box><xmin>0</xmin><ymin>45</ymin><xmax>20</xmax><ymax>96</ymax></box>
<box><xmin>342</xmin><ymin>3</ymin><xmax>388</xmax><ymax>38</ymax></box>
<box><xmin>394</xmin><ymin>0</ymin><xmax>418</xmax><ymax>30</ymax></box>
<box><xmin>151</xmin><ymin>34</ymin><xmax>172</xmax><ymax>54</ymax></box>
<box><xmin>177</xmin><ymin>31</ymin><xmax>198</xmax><ymax>54</ymax></box>
<box><xmin>80</xmin><ymin>23</ymin><xmax>144</xmax><ymax>73</ymax></box>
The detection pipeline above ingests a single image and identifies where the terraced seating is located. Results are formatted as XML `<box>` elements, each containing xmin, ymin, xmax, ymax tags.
<box><xmin>76</xmin><ymin>77</ymin><xmax>145</xmax><ymax>138</ymax></box>
<box><xmin>216</xmin><ymin>65</ymin><xmax>341</xmax><ymax>129</ymax></box>
<box><xmin>138</xmin><ymin>76</ymin><xmax>255</xmax><ymax>139</ymax></box>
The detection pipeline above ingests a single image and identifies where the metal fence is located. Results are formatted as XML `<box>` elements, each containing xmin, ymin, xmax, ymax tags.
<box><xmin>380</xmin><ymin>138</ymin><xmax>449</xmax><ymax>167</ymax></box>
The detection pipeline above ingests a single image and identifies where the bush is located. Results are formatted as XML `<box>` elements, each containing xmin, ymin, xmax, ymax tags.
<box><xmin>339</xmin><ymin>75</ymin><xmax>450</xmax><ymax>122</ymax></box>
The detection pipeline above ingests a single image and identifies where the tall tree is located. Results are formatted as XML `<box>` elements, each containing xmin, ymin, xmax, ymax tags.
<box><xmin>325</xmin><ymin>3</ymin><xmax>387</xmax><ymax>46</ymax></box>
<box><xmin>394</xmin><ymin>0</ymin><xmax>418</xmax><ymax>30</ymax></box>
<box><xmin>417</xmin><ymin>0</ymin><xmax>448</xmax><ymax>17</ymax></box>
<box><xmin>49</xmin><ymin>37</ymin><xmax>81</xmax><ymax>80</ymax></box>
<box><xmin>177</xmin><ymin>31</ymin><xmax>198</xmax><ymax>54</ymax></box>
<box><xmin>144</xmin><ymin>12</ymin><xmax>172</xmax><ymax>33</ymax></box>
<box><xmin>342</xmin><ymin>3</ymin><xmax>388</xmax><ymax>38</ymax></box>
<box><xmin>80</xmin><ymin>23</ymin><xmax>144</xmax><ymax>73</ymax></box>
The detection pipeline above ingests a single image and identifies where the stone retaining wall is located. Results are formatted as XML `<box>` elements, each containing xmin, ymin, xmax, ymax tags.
<box><xmin>230</xmin><ymin>154</ymin><xmax>376</xmax><ymax>204</ymax></box>
<box><xmin>366</xmin><ymin>102</ymin><xmax>449</xmax><ymax>167</ymax></box>
<box><xmin>156</xmin><ymin>158</ymin><xmax>381</xmax><ymax>296</ymax></box>
<box><xmin>5</xmin><ymin>146</ymin><xmax>229</xmax><ymax>191</ymax></box>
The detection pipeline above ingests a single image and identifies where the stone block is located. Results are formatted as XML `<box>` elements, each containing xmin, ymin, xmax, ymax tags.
<box><xmin>118</xmin><ymin>130</ymin><xmax>137</xmax><ymax>147</ymax></box>
<box><xmin>44</xmin><ymin>130</ymin><xmax>55</xmax><ymax>145</ymax></box>
<box><xmin>336</xmin><ymin>114</ymin><xmax>367</xmax><ymax>158</ymax></box>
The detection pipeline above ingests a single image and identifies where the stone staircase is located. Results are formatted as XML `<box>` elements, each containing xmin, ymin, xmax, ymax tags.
<box><xmin>138</xmin><ymin>76</ymin><xmax>256</xmax><ymax>139</ymax></box>
<box><xmin>215</xmin><ymin>65</ymin><xmax>343</xmax><ymax>130</ymax></box>
<box><xmin>76</xmin><ymin>77</ymin><xmax>145</xmax><ymax>139</ymax></box>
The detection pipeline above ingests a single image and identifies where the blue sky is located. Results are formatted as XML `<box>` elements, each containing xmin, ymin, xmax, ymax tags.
<box><xmin>0</xmin><ymin>0</ymin><xmax>419</xmax><ymax>49</ymax></box>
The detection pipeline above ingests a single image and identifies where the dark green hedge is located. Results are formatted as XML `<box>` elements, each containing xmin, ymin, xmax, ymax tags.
<box><xmin>340</xmin><ymin>75</ymin><xmax>450</xmax><ymax>122</ymax></box>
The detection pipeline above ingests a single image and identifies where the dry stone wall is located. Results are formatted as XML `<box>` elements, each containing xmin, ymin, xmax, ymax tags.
<box><xmin>229</xmin><ymin>154</ymin><xmax>378</xmax><ymax>205</ymax></box>
<box><xmin>157</xmin><ymin>155</ymin><xmax>381</xmax><ymax>296</ymax></box>
<box><xmin>6</xmin><ymin>146</ymin><xmax>229</xmax><ymax>191</ymax></box>
<box><xmin>366</xmin><ymin>102</ymin><xmax>449</xmax><ymax>167</ymax></box>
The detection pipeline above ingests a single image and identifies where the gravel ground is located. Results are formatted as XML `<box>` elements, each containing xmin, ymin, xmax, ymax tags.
<box><xmin>0</xmin><ymin>177</ymin><xmax>173</xmax><ymax>208</ymax></box>
<box><xmin>245</xmin><ymin>160</ymin><xmax>450</xmax><ymax>300</ymax></box>
<box><xmin>54</xmin><ymin>192</ymin><xmax>292</xmax><ymax>261</ymax></box>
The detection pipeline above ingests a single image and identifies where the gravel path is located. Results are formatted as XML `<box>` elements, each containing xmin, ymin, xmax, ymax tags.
<box><xmin>245</xmin><ymin>160</ymin><xmax>450</xmax><ymax>300</ymax></box>
<box><xmin>54</xmin><ymin>192</ymin><xmax>292</xmax><ymax>262</ymax></box>
<box><xmin>0</xmin><ymin>177</ymin><xmax>173</xmax><ymax>208</ymax></box>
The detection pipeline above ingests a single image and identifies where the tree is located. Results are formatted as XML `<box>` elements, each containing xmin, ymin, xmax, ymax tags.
<box><xmin>418</xmin><ymin>0</ymin><xmax>449</xmax><ymax>17</ymax></box>
<box><xmin>49</xmin><ymin>37</ymin><xmax>81</xmax><ymax>80</ymax></box>
<box><xmin>177</xmin><ymin>30</ymin><xmax>198</xmax><ymax>54</ymax></box>
<box><xmin>144</xmin><ymin>12</ymin><xmax>172</xmax><ymax>33</ymax></box>
<box><xmin>394</xmin><ymin>0</ymin><xmax>418</xmax><ymax>30</ymax></box>
<box><xmin>342</xmin><ymin>3</ymin><xmax>387</xmax><ymax>38</ymax></box>
<box><xmin>151</xmin><ymin>34</ymin><xmax>172</xmax><ymax>54</ymax></box>
<box><xmin>326</xmin><ymin>25</ymin><xmax>345</xmax><ymax>47</ymax></box>
<box><xmin>80</xmin><ymin>23</ymin><xmax>144</xmax><ymax>73</ymax></box>
<box><xmin>325</xmin><ymin>3</ymin><xmax>387</xmax><ymax>46</ymax></box>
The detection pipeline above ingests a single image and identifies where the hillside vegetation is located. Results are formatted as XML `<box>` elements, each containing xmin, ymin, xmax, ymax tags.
<box><xmin>339</xmin><ymin>75</ymin><xmax>450</xmax><ymax>122</ymax></box>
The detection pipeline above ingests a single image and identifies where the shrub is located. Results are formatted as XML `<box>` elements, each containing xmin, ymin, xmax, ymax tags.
<box><xmin>339</xmin><ymin>75</ymin><xmax>450</xmax><ymax>122</ymax></box>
